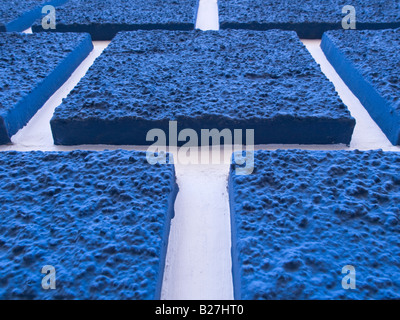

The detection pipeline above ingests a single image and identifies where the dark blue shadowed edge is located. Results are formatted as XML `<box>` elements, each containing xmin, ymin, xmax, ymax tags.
<box><xmin>155</xmin><ymin>160</ymin><xmax>179</xmax><ymax>299</ymax></box>
<box><xmin>33</xmin><ymin>23</ymin><xmax>196</xmax><ymax>41</ymax></box>
<box><xmin>321</xmin><ymin>31</ymin><xmax>400</xmax><ymax>145</ymax></box>
<box><xmin>228</xmin><ymin>158</ymin><xmax>241</xmax><ymax>300</ymax></box>
<box><xmin>31</xmin><ymin>0</ymin><xmax>200</xmax><ymax>40</ymax></box>
<box><xmin>219</xmin><ymin>22</ymin><xmax>400</xmax><ymax>39</ymax></box>
<box><xmin>50</xmin><ymin>116</ymin><xmax>355</xmax><ymax>146</ymax></box>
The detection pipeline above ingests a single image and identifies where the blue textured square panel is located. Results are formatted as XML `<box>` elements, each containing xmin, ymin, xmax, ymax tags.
<box><xmin>51</xmin><ymin>30</ymin><xmax>355</xmax><ymax>146</ymax></box>
<box><xmin>321</xmin><ymin>28</ymin><xmax>400</xmax><ymax>145</ymax></box>
<box><xmin>32</xmin><ymin>0</ymin><xmax>199</xmax><ymax>40</ymax></box>
<box><xmin>0</xmin><ymin>0</ymin><xmax>67</xmax><ymax>32</ymax></box>
<box><xmin>0</xmin><ymin>32</ymin><xmax>93</xmax><ymax>145</ymax></box>
<box><xmin>0</xmin><ymin>150</ymin><xmax>178</xmax><ymax>299</ymax></box>
<box><xmin>229</xmin><ymin>150</ymin><xmax>400</xmax><ymax>299</ymax></box>
<box><xmin>218</xmin><ymin>0</ymin><xmax>400</xmax><ymax>38</ymax></box>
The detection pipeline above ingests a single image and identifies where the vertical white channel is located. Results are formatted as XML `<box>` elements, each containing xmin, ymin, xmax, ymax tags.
<box><xmin>195</xmin><ymin>0</ymin><xmax>219</xmax><ymax>31</ymax></box>
<box><xmin>161</xmin><ymin>159</ymin><xmax>234</xmax><ymax>299</ymax></box>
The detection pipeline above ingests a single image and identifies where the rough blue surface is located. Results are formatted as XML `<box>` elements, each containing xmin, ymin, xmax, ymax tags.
<box><xmin>51</xmin><ymin>30</ymin><xmax>355</xmax><ymax>146</ymax></box>
<box><xmin>0</xmin><ymin>0</ymin><xmax>67</xmax><ymax>32</ymax></box>
<box><xmin>0</xmin><ymin>32</ymin><xmax>93</xmax><ymax>145</ymax></box>
<box><xmin>32</xmin><ymin>0</ymin><xmax>198</xmax><ymax>40</ymax></box>
<box><xmin>229</xmin><ymin>150</ymin><xmax>400</xmax><ymax>300</ymax></box>
<box><xmin>0</xmin><ymin>150</ymin><xmax>178</xmax><ymax>300</ymax></box>
<box><xmin>219</xmin><ymin>0</ymin><xmax>400</xmax><ymax>38</ymax></box>
<box><xmin>321</xmin><ymin>28</ymin><xmax>400</xmax><ymax>145</ymax></box>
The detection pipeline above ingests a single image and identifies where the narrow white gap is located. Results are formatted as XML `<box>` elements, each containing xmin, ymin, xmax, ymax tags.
<box><xmin>195</xmin><ymin>0</ymin><xmax>219</xmax><ymax>30</ymax></box>
<box><xmin>162</xmin><ymin>160</ymin><xmax>233</xmax><ymax>300</ymax></box>
<box><xmin>22</xmin><ymin>27</ymin><xmax>33</xmax><ymax>34</ymax></box>
<box><xmin>302</xmin><ymin>39</ymin><xmax>400</xmax><ymax>152</ymax></box>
